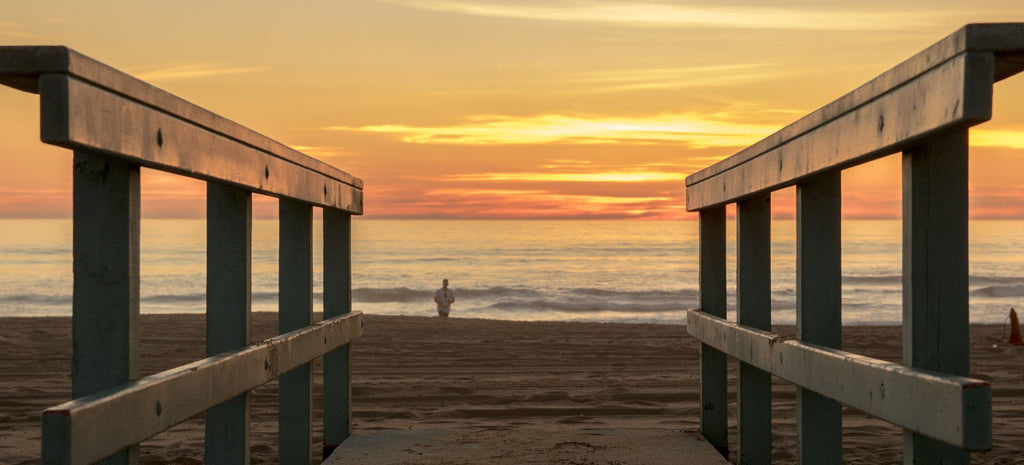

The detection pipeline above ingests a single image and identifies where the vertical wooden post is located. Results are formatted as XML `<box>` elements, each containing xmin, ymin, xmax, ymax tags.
<box><xmin>323</xmin><ymin>209</ymin><xmax>352</xmax><ymax>459</ymax></box>
<box><xmin>796</xmin><ymin>171</ymin><xmax>842</xmax><ymax>465</ymax></box>
<box><xmin>737</xmin><ymin>194</ymin><xmax>772</xmax><ymax>464</ymax></box>
<box><xmin>205</xmin><ymin>183</ymin><xmax>252</xmax><ymax>465</ymax></box>
<box><xmin>902</xmin><ymin>130</ymin><xmax>970</xmax><ymax>464</ymax></box>
<box><xmin>279</xmin><ymin>199</ymin><xmax>314</xmax><ymax>464</ymax></box>
<box><xmin>699</xmin><ymin>206</ymin><xmax>728</xmax><ymax>456</ymax></box>
<box><xmin>61</xmin><ymin>151</ymin><xmax>141</xmax><ymax>465</ymax></box>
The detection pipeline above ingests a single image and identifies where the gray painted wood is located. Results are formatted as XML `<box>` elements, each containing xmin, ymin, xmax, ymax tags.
<box><xmin>902</xmin><ymin>130</ymin><xmax>973</xmax><ymax>463</ymax></box>
<box><xmin>41</xmin><ymin>313</ymin><xmax>364</xmax><ymax>465</ymax></box>
<box><xmin>686</xmin><ymin>310</ymin><xmax>990</xmax><ymax>450</ymax></box>
<box><xmin>47</xmin><ymin>151</ymin><xmax>141</xmax><ymax>465</ymax></box>
<box><xmin>35</xmin><ymin>74</ymin><xmax>362</xmax><ymax>213</ymax></box>
<box><xmin>0</xmin><ymin>46</ymin><xmax>362</xmax><ymax>189</ymax></box>
<box><xmin>698</xmin><ymin>207</ymin><xmax>728</xmax><ymax>455</ymax></box>
<box><xmin>736</xmin><ymin>194</ymin><xmax>771</xmax><ymax>464</ymax></box>
<box><xmin>323</xmin><ymin>209</ymin><xmax>353</xmax><ymax>458</ymax></box>
<box><xmin>796</xmin><ymin>172</ymin><xmax>842</xmax><ymax>464</ymax></box>
<box><xmin>279</xmin><ymin>199</ymin><xmax>314</xmax><ymax>464</ymax></box>
<box><xmin>206</xmin><ymin>183</ymin><xmax>252</xmax><ymax>465</ymax></box>
<box><xmin>686</xmin><ymin>53</ymin><xmax>994</xmax><ymax>210</ymax></box>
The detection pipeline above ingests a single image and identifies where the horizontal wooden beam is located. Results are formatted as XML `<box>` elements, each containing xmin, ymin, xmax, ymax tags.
<box><xmin>0</xmin><ymin>45</ymin><xmax>361</xmax><ymax>191</ymax></box>
<box><xmin>685</xmin><ymin>51</ymin><xmax>993</xmax><ymax>210</ymax></box>
<box><xmin>37</xmin><ymin>74</ymin><xmax>361</xmax><ymax>213</ymax></box>
<box><xmin>685</xmin><ymin>24</ymin><xmax>1024</xmax><ymax>190</ymax></box>
<box><xmin>42</xmin><ymin>312</ymin><xmax>364</xmax><ymax>465</ymax></box>
<box><xmin>685</xmin><ymin>310</ymin><xmax>991</xmax><ymax>451</ymax></box>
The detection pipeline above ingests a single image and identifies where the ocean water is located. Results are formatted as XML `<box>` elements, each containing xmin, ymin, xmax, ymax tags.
<box><xmin>1</xmin><ymin>219</ymin><xmax>1023</xmax><ymax>325</ymax></box>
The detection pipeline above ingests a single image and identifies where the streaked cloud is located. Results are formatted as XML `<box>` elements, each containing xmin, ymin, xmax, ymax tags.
<box><xmin>416</xmin><ymin>65</ymin><xmax>793</xmax><ymax>96</ymax></box>
<box><xmin>132</xmin><ymin>63</ymin><xmax>266</xmax><ymax>82</ymax></box>
<box><xmin>970</xmin><ymin>184</ymin><xmax>1024</xmax><ymax>219</ymax></box>
<box><xmin>289</xmin><ymin>145</ymin><xmax>362</xmax><ymax>159</ymax></box>
<box><xmin>381</xmin><ymin>0</ymin><xmax>941</xmax><ymax>31</ymax></box>
<box><xmin>972</xmin><ymin>129</ymin><xmax>1024</xmax><ymax>149</ymax></box>
<box><xmin>328</xmin><ymin>113</ymin><xmax>779</xmax><ymax>148</ymax></box>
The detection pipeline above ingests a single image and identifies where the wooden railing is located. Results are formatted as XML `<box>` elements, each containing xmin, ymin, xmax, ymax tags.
<box><xmin>685</xmin><ymin>23</ymin><xmax>1024</xmax><ymax>464</ymax></box>
<box><xmin>0</xmin><ymin>46</ymin><xmax>364</xmax><ymax>464</ymax></box>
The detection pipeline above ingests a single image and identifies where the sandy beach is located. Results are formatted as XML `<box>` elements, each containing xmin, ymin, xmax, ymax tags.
<box><xmin>0</xmin><ymin>313</ymin><xmax>1021</xmax><ymax>464</ymax></box>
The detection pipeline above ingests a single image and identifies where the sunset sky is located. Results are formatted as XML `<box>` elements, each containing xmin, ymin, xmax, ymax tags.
<box><xmin>1</xmin><ymin>1</ymin><xmax>1023</xmax><ymax>219</ymax></box>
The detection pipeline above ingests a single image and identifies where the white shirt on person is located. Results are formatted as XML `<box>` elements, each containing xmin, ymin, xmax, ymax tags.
<box><xmin>435</xmin><ymin>288</ymin><xmax>454</xmax><ymax>312</ymax></box>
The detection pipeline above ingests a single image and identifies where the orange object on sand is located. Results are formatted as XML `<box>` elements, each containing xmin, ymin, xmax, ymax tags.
<box><xmin>1010</xmin><ymin>308</ymin><xmax>1024</xmax><ymax>346</ymax></box>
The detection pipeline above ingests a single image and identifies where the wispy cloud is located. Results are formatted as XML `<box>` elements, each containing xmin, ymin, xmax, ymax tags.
<box><xmin>132</xmin><ymin>63</ymin><xmax>266</xmax><ymax>82</ymax></box>
<box><xmin>444</xmin><ymin>171</ymin><xmax>684</xmax><ymax>183</ymax></box>
<box><xmin>563</xmin><ymin>64</ymin><xmax>790</xmax><ymax>93</ymax></box>
<box><xmin>412</xmin><ymin>65</ymin><xmax>793</xmax><ymax>97</ymax></box>
<box><xmin>381</xmin><ymin>0</ymin><xmax>940</xmax><ymax>31</ymax></box>
<box><xmin>372</xmin><ymin>187</ymin><xmax>684</xmax><ymax>219</ymax></box>
<box><xmin>327</xmin><ymin>112</ymin><xmax>779</xmax><ymax>148</ymax></box>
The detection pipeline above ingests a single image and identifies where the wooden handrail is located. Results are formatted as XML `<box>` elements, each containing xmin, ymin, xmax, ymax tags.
<box><xmin>0</xmin><ymin>46</ymin><xmax>364</xmax><ymax>465</ymax></box>
<box><xmin>42</xmin><ymin>313</ymin><xmax>364</xmax><ymax>465</ymax></box>
<box><xmin>685</xmin><ymin>23</ymin><xmax>1024</xmax><ymax>210</ymax></box>
<box><xmin>0</xmin><ymin>46</ymin><xmax>362</xmax><ymax>212</ymax></box>
<box><xmin>684</xmin><ymin>23</ymin><xmax>1023</xmax><ymax>464</ymax></box>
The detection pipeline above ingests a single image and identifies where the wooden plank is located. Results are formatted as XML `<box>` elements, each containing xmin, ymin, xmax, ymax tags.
<box><xmin>736</xmin><ymin>194</ymin><xmax>771</xmax><ymax>464</ymax></box>
<box><xmin>698</xmin><ymin>207</ymin><xmax>728</xmax><ymax>456</ymax></box>
<box><xmin>45</xmin><ymin>151</ymin><xmax>141</xmax><ymax>465</ymax></box>
<box><xmin>206</xmin><ymin>183</ymin><xmax>252</xmax><ymax>465</ymax></box>
<box><xmin>0</xmin><ymin>46</ymin><xmax>362</xmax><ymax>189</ymax></box>
<box><xmin>796</xmin><ymin>172</ymin><xmax>842</xmax><ymax>464</ymax></box>
<box><xmin>685</xmin><ymin>52</ymin><xmax>994</xmax><ymax>210</ymax></box>
<box><xmin>686</xmin><ymin>310</ymin><xmax>991</xmax><ymax>450</ymax></box>
<box><xmin>323</xmin><ymin>428</ymin><xmax>734</xmax><ymax>465</ymax></box>
<box><xmin>41</xmin><ymin>313</ymin><xmax>364</xmax><ymax>465</ymax></box>
<box><xmin>279</xmin><ymin>199</ymin><xmax>314</xmax><ymax>464</ymax></box>
<box><xmin>36</xmin><ymin>74</ymin><xmax>362</xmax><ymax>214</ymax></box>
<box><xmin>902</xmin><ymin>129</ymin><xmax>976</xmax><ymax>463</ymax></box>
<box><xmin>685</xmin><ymin>22</ymin><xmax>1024</xmax><ymax>188</ymax></box>
<box><xmin>323</xmin><ymin>209</ymin><xmax>353</xmax><ymax>458</ymax></box>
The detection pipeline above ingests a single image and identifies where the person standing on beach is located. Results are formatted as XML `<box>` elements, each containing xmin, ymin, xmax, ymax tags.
<box><xmin>434</xmin><ymin>278</ymin><xmax>455</xmax><ymax>317</ymax></box>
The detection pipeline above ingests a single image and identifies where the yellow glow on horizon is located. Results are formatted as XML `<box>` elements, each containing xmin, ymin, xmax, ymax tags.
<box><xmin>328</xmin><ymin>113</ymin><xmax>779</xmax><ymax>148</ymax></box>
<box><xmin>426</xmin><ymin>188</ymin><xmax>670</xmax><ymax>204</ymax></box>
<box><xmin>445</xmin><ymin>171</ymin><xmax>683</xmax><ymax>183</ymax></box>
<box><xmin>416</xmin><ymin>187</ymin><xmax>678</xmax><ymax>218</ymax></box>
<box><xmin>972</xmin><ymin>129</ymin><xmax>1024</xmax><ymax>149</ymax></box>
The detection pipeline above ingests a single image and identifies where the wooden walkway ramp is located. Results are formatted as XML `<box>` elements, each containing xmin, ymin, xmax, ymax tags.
<box><xmin>325</xmin><ymin>428</ymin><xmax>730</xmax><ymax>465</ymax></box>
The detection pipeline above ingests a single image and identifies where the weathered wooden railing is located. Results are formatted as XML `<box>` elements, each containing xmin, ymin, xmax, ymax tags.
<box><xmin>0</xmin><ymin>47</ymin><xmax>364</xmax><ymax>464</ymax></box>
<box><xmin>685</xmin><ymin>23</ymin><xmax>1024</xmax><ymax>464</ymax></box>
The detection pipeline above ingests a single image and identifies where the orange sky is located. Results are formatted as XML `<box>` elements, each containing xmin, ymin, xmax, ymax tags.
<box><xmin>1</xmin><ymin>1</ymin><xmax>1023</xmax><ymax>219</ymax></box>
